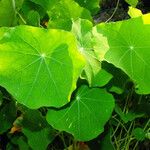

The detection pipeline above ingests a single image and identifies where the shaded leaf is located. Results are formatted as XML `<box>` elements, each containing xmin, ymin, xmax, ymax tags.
<box><xmin>26</xmin><ymin>10</ymin><xmax>40</xmax><ymax>26</ymax></box>
<box><xmin>0</xmin><ymin>0</ymin><xmax>16</xmax><ymax>26</ymax></box>
<box><xmin>0</xmin><ymin>101</ymin><xmax>17</xmax><ymax>134</ymax></box>
<box><xmin>23</xmin><ymin>127</ymin><xmax>55</xmax><ymax>150</ymax></box>
<box><xmin>125</xmin><ymin>0</ymin><xmax>138</xmax><ymax>7</ymax></box>
<box><xmin>132</xmin><ymin>128</ymin><xmax>145</xmax><ymax>141</ymax></box>
<box><xmin>115</xmin><ymin>104</ymin><xmax>144</xmax><ymax>123</ymax></box>
<box><xmin>22</xmin><ymin>109</ymin><xmax>48</xmax><ymax>131</ymax></box>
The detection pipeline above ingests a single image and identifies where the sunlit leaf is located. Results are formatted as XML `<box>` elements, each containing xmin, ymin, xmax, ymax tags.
<box><xmin>0</xmin><ymin>26</ymin><xmax>85</xmax><ymax>108</ymax></box>
<box><xmin>72</xmin><ymin>19</ymin><xmax>111</xmax><ymax>86</ymax></box>
<box><xmin>128</xmin><ymin>7</ymin><xmax>142</xmax><ymax>18</ymax></box>
<box><xmin>95</xmin><ymin>16</ymin><xmax>150</xmax><ymax>94</ymax></box>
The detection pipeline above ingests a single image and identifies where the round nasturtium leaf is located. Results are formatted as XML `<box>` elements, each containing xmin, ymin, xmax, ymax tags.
<box><xmin>95</xmin><ymin>16</ymin><xmax>150</xmax><ymax>94</ymax></box>
<box><xmin>0</xmin><ymin>26</ymin><xmax>85</xmax><ymax>108</ymax></box>
<box><xmin>46</xmin><ymin>85</ymin><xmax>115</xmax><ymax>141</ymax></box>
<box><xmin>132</xmin><ymin>128</ymin><xmax>145</xmax><ymax>141</ymax></box>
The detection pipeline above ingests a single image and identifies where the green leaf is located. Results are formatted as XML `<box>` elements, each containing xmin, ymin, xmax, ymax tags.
<box><xmin>102</xmin><ymin>61</ymin><xmax>129</xmax><ymax>94</ymax></box>
<box><xmin>72</xmin><ymin>19</ymin><xmax>99</xmax><ymax>84</ymax></box>
<box><xmin>23</xmin><ymin>127</ymin><xmax>54</xmax><ymax>150</ymax></box>
<box><xmin>109</xmin><ymin>86</ymin><xmax>123</xmax><ymax>94</ymax></box>
<box><xmin>96</xmin><ymin>17</ymin><xmax>150</xmax><ymax>94</ymax></box>
<box><xmin>72</xmin><ymin>19</ymin><xmax>111</xmax><ymax>87</ymax></box>
<box><xmin>91</xmin><ymin>69</ymin><xmax>113</xmax><ymax>87</ymax></box>
<box><xmin>27</xmin><ymin>10</ymin><xmax>40</xmax><ymax>26</ymax></box>
<box><xmin>0</xmin><ymin>91</ymin><xmax>3</xmax><ymax>106</ymax></box>
<box><xmin>47</xmin><ymin>0</ymin><xmax>92</xmax><ymax>30</ymax></box>
<box><xmin>0</xmin><ymin>101</ymin><xmax>17</xmax><ymax>134</ymax></box>
<box><xmin>115</xmin><ymin>104</ymin><xmax>144</xmax><ymax>123</ymax></box>
<box><xmin>145</xmin><ymin>132</ymin><xmax>150</xmax><ymax>139</ymax></box>
<box><xmin>75</xmin><ymin>0</ymin><xmax>100</xmax><ymax>15</ymax></box>
<box><xmin>17</xmin><ymin>137</ymin><xmax>31</xmax><ymax>150</ymax></box>
<box><xmin>92</xmin><ymin>26</ymin><xmax>109</xmax><ymax>61</ymax></box>
<box><xmin>128</xmin><ymin>6</ymin><xmax>142</xmax><ymax>18</ymax></box>
<box><xmin>22</xmin><ymin>109</ymin><xmax>48</xmax><ymax>131</ymax></box>
<box><xmin>0</xmin><ymin>26</ymin><xmax>85</xmax><ymax>108</ymax></box>
<box><xmin>30</xmin><ymin>0</ymin><xmax>51</xmax><ymax>10</ymax></box>
<box><xmin>8</xmin><ymin>135</ymin><xmax>31</xmax><ymax>150</ymax></box>
<box><xmin>46</xmin><ymin>85</ymin><xmax>115</xmax><ymax>141</ymax></box>
<box><xmin>132</xmin><ymin>128</ymin><xmax>145</xmax><ymax>141</ymax></box>
<box><xmin>15</xmin><ymin>0</ymin><xmax>24</xmax><ymax>11</ymax></box>
<box><xmin>99</xmin><ymin>130</ymin><xmax>114</xmax><ymax>150</ymax></box>
<box><xmin>125</xmin><ymin>0</ymin><xmax>138</xmax><ymax>7</ymax></box>
<box><xmin>21</xmin><ymin>0</ymin><xmax>46</xmax><ymax>19</ymax></box>
<box><xmin>0</xmin><ymin>0</ymin><xmax>16</xmax><ymax>26</ymax></box>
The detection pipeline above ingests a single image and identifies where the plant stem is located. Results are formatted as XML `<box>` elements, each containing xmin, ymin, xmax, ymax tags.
<box><xmin>16</xmin><ymin>11</ymin><xmax>27</xmax><ymax>24</ymax></box>
<box><xmin>105</xmin><ymin>0</ymin><xmax>120</xmax><ymax>23</ymax></box>
<box><xmin>59</xmin><ymin>132</ymin><xmax>68</xmax><ymax>150</ymax></box>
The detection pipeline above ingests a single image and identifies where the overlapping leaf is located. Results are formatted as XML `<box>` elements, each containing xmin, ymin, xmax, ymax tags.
<box><xmin>0</xmin><ymin>0</ymin><xmax>16</xmax><ymax>26</ymax></box>
<box><xmin>95</xmin><ymin>16</ymin><xmax>150</xmax><ymax>94</ymax></box>
<box><xmin>72</xmin><ymin>19</ymin><xmax>111</xmax><ymax>86</ymax></box>
<box><xmin>0</xmin><ymin>26</ymin><xmax>85</xmax><ymax>108</ymax></box>
<box><xmin>75</xmin><ymin>0</ymin><xmax>100</xmax><ymax>15</ymax></box>
<box><xmin>0</xmin><ymin>101</ymin><xmax>17</xmax><ymax>134</ymax></box>
<box><xmin>47</xmin><ymin>0</ymin><xmax>92</xmax><ymax>30</ymax></box>
<box><xmin>46</xmin><ymin>85</ymin><xmax>115</xmax><ymax>141</ymax></box>
<box><xmin>23</xmin><ymin>127</ymin><xmax>54</xmax><ymax>150</ymax></box>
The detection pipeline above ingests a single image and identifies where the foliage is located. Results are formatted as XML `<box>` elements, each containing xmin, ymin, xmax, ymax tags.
<box><xmin>0</xmin><ymin>0</ymin><xmax>150</xmax><ymax>149</ymax></box>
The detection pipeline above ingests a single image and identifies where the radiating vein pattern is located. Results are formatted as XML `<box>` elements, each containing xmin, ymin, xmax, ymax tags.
<box><xmin>0</xmin><ymin>26</ymin><xmax>85</xmax><ymax>108</ymax></box>
<box><xmin>96</xmin><ymin>16</ymin><xmax>150</xmax><ymax>94</ymax></box>
<box><xmin>46</xmin><ymin>86</ymin><xmax>115</xmax><ymax>141</ymax></box>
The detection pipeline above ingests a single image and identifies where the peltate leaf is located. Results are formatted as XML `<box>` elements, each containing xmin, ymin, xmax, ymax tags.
<box><xmin>46</xmin><ymin>85</ymin><xmax>115</xmax><ymax>141</ymax></box>
<box><xmin>95</xmin><ymin>16</ymin><xmax>150</xmax><ymax>94</ymax></box>
<box><xmin>0</xmin><ymin>26</ymin><xmax>85</xmax><ymax>108</ymax></box>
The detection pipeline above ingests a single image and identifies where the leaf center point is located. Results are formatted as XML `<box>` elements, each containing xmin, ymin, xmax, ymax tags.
<box><xmin>129</xmin><ymin>46</ymin><xmax>134</xmax><ymax>50</ymax></box>
<box><xmin>41</xmin><ymin>53</ymin><xmax>46</xmax><ymax>58</ymax></box>
<box><xmin>76</xmin><ymin>95</ymin><xmax>80</xmax><ymax>101</ymax></box>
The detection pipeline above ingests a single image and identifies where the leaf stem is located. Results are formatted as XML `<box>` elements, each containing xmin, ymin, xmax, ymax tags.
<box><xmin>105</xmin><ymin>0</ymin><xmax>120</xmax><ymax>23</ymax></box>
<box><xmin>16</xmin><ymin>11</ymin><xmax>27</xmax><ymax>24</ymax></box>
